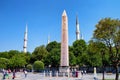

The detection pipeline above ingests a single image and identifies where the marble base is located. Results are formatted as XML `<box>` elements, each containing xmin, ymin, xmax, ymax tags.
<box><xmin>59</xmin><ymin>66</ymin><xmax>69</xmax><ymax>77</ymax></box>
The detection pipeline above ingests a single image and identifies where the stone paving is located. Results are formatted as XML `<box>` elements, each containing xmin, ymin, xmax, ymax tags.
<box><xmin>0</xmin><ymin>72</ymin><xmax>119</xmax><ymax>80</ymax></box>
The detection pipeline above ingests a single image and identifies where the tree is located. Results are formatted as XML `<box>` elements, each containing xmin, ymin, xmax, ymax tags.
<box><xmin>0</xmin><ymin>58</ymin><xmax>9</xmax><ymax>69</ymax></box>
<box><xmin>69</xmin><ymin>52</ymin><xmax>76</xmax><ymax>66</ymax></box>
<box><xmin>44</xmin><ymin>48</ymin><xmax>60</xmax><ymax>67</ymax></box>
<box><xmin>72</xmin><ymin>40</ymin><xmax>87</xmax><ymax>66</ymax></box>
<box><xmin>9</xmin><ymin>54</ymin><xmax>27</xmax><ymax>69</ymax></box>
<box><xmin>87</xmin><ymin>40</ymin><xmax>109</xmax><ymax>66</ymax></box>
<box><xmin>87</xmin><ymin>40</ymin><xmax>109</xmax><ymax>80</ymax></box>
<box><xmin>73</xmin><ymin>40</ymin><xmax>87</xmax><ymax>56</ymax></box>
<box><xmin>21</xmin><ymin>52</ymin><xmax>31</xmax><ymax>64</ymax></box>
<box><xmin>26</xmin><ymin>64</ymin><xmax>32</xmax><ymax>72</ymax></box>
<box><xmin>32</xmin><ymin>45</ymin><xmax>48</xmax><ymax>63</ymax></box>
<box><xmin>93</xmin><ymin>18</ymin><xmax>120</xmax><ymax>80</ymax></box>
<box><xmin>0</xmin><ymin>52</ymin><xmax>9</xmax><ymax>59</ymax></box>
<box><xmin>44</xmin><ymin>41</ymin><xmax>61</xmax><ymax>67</ymax></box>
<box><xmin>0</xmin><ymin>50</ymin><xmax>29</xmax><ymax>69</ymax></box>
<box><xmin>69</xmin><ymin>46</ymin><xmax>76</xmax><ymax>66</ymax></box>
<box><xmin>33</xmin><ymin>61</ymin><xmax>44</xmax><ymax>72</ymax></box>
<box><xmin>46</xmin><ymin>41</ymin><xmax>60</xmax><ymax>52</ymax></box>
<box><xmin>8</xmin><ymin>50</ymin><xmax>20</xmax><ymax>59</ymax></box>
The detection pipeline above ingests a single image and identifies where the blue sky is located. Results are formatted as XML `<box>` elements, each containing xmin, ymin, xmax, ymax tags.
<box><xmin>0</xmin><ymin>0</ymin><xmax>120</xmax><ymax>52</ymax></box>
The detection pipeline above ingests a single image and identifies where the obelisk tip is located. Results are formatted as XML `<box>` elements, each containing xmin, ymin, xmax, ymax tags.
<box><xmin>62</xmin><ymin>10</ymin><xmax>67</xmax><ymax>16</ymax></box>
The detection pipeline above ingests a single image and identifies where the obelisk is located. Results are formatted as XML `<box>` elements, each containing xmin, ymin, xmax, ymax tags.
<box><xmin>60</xmin><ymin>10</ymin><xmax>69</xmax><ymax>75</ymax></box>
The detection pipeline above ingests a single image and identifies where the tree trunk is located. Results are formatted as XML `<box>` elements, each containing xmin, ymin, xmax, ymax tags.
<box><xmin>102</xmin><ymin>57</ymin><xmax>105</xmax><ymax>80</ymax></box>
<box><xmin>115</xmin><ymin>65</ymin><xmax>119</xmax><ymax>80</ymax></box>
<box><xmin>102</xmin><ymin>51</ymin><xmax>105</xmax><ymax>80</ymax></box>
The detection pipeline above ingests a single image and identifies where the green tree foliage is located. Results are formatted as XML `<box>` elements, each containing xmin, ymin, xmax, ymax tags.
<box><xmin>80</xmin><ymin>53</ymin><xmax>89</xmax><ymax>66</ymax></box>
<box><xmin>93</xmin><ymin>18</ymin><xmax>120</xmax><ymax>80</ymax></box>
<box><xmin>87</xmin><ymin>41</ymin><xmax>103</xmax><ymax>66</ymax></box>
<box><xmin>33</xmin><ymin>61</ymin><xmax>44</xmax><ymax>72</ymax></box>
<box><xmin>31</xmin><ymin>45</ymin><xmax>48</xmax><ymax>63</ymax></box>
<box><xmin>44</xmin><ymin>41</ymin><xmax>61</xmax><ymax>67</ymax></box>
<box><xmin>0</xmin><ymin>50</ymin><xmax>31</xmax><ymax>69</ymax></box>
<box><xmin>73</xmin><ymin>40</ymin><xmax>87</xmax><ymax>56</ymax></box>
<box><xmin>69</xmin><ymin>46</ymin><xmax>76</xmax><ymax>66</ymax></box>
<box><xmin>0</xmin><ymin>58</ymin><xmax>9</xmax><ymax>69</ymax></box>
<box><xmin>69</xmin><ymin>52</ymin><xmax>76</xmax><ymax>66</ymax></box>
<box><xmin>26</xmin><ymin>64</ymin><xmax>32</xmax><ymax>71</ymax></box>
<box><xmin>45</xmin><ymin>48</ymin><xmax>60</xmax><ymax>67</ymax></box>
<box><xmin>21</xmin><ymin>52</ymin><xmax>31</xmax><ymax>64</ymax></box>
<box><xmin>0</xmin><ymin>52</ymin><xmax>9</xmax><ymax>59</ymax></box>
<box><xmin>46</xmin><ymin>41</ymin><xmax>60</xmax><ymax>52</ymax></box>
<box><xmin>8</xmin><ymin>50</ymin><xmax>20</xmax><ymax>59</ymax></box>
<box><xmin>72</xmin><ymin>40</ymin><xmax>87</xmax><ymax>66</ymax></box>
<box><xmin>9</xmin><ymin>54</ymin><xmax>27</xmax><ymax>68</ymax></box>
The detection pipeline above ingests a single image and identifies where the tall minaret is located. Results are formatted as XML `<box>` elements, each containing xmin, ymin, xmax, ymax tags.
<box><xmin>47</xmin><ymin>35</ymin><xmax>50</xmax><ymax>44</ymax></box>
<box><xmin>23</xmin><ymin>24</ymin><xmax>28</xmax><ymax>53</ymax></box>
<box><xmin>60</xmin><ymin>10</ymin><xmax>69</xmax><ymax>74</ymax></box>
<box><xmin>76</xmin><ymin>15</ymin><xmax>80</xmax><ymax>40</ymax></box>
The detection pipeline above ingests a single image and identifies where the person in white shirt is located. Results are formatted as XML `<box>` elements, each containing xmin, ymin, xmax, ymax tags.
<box><xmin>24</xmin><ymin>70</ymin><xmax>27</xmax><ymax>78</ymax></box>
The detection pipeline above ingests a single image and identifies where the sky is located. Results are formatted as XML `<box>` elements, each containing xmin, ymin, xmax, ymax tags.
<box><xmin>0</xmin><ymin>0</ymin><xmax>120</xmax><ymax>52</ymax></box>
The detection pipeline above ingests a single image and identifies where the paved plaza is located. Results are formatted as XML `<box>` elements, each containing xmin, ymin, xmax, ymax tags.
<box><xmin>0</xmin><ymin>72</ymin><xmax>119</xmax><ymax>80</ymax></box>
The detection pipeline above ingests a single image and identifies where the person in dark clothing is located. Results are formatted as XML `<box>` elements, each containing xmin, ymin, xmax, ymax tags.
<box><xmin>2</xmin><ymin>69</ymin><xmax>5</xmax><ymax>80</ymax></box>
<box><xmin>12</xmin><ymin>70</ymin><xmax>16</xmax><ymax>79</ymax></box>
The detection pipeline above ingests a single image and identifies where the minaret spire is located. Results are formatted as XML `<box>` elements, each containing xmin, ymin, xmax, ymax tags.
<box><xmin>23</xmin><ymin>24</ymin><xmax>28</xmax><ymax>53</ymax></box>
<box><xmin>76</xmin><ymin>15</ymin><xmax>80</xmax><ymax>40</ymax></box>
<box><xmin>47</xmin><ymin>35</ymin><xmax>50</xmax><ymax>44</ymax></box>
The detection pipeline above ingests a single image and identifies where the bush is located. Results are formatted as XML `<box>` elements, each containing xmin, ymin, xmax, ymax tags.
<box><xmin>33</xmin><ymin>61</ymin><xmax>44</xmax><ymax>72</ymax></box>
<box><xmin>26</xmin><ymin>64</ymin><xmax>32</xmax><ymax>72</ymax></box>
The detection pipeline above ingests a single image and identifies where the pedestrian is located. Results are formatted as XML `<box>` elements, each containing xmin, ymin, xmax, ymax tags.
<box><xmin>8</xmin><ymin>69</ymin><xmax>11</xmax><ymax>73</ymax></box>
<box><xmin>24</xmin><ymin>70</ymin><xmax>27</xmax><ymax>78</ymax></box>
<box><xmin>81</xmin><ymin>70</ymin><xmax>83</xmax><ymax>75</ymax></box>
<box><xmin>84</xmin><ymin>70</ymin><xmax>86</xmax><ymax>75</ymax></box>
<box><xmin>12</xmin><ymin>70</ymin><xmax>16</xmax><ymax>79</ymax></box>
<box><xmin>5</xmin><ymin>70</ymin><xmax>9</xmax><ymax>79</ymax></box>
<box><xmin>2</xmin><ymin>69</ymin><xmax>5</xmax><ymax>80</ymax></box>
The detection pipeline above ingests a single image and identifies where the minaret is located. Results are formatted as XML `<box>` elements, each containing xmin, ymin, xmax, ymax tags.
<box><xmin>23</xmin><ymin>24</ymin><xmax>28</xmax><ymax>53</ymax></box>
<box><xmin>76</xmin><ymin>15</ymin><xmax>80</xmax><ymax>40</ymax></box>
<box><xmin>47</xmin><ymin>35</ymin><xmax>50</xmax><ymax>44</ymax></box>
<box><xmin>60</xmin><ymin>10</ymin><xmax>69</xmax><ymax>74</ymax></box>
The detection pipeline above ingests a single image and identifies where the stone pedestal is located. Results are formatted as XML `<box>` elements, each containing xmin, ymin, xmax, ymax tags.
<box><xmin>59</xmin><ymin>66</ymin><xmax>69</xmax><ymax>72</ymax></box>
<box><xmin>59</xmin><ymin>66</ymin><xmax>69</xmax><ymax>77</ymax></box>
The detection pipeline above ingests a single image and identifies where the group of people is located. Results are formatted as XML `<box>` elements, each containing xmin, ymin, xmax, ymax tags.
<box><xmin>71</xmin><ymin>68</ymin><xmax>87</xmax><ymax>77</ymax></box>
<box><xmin>81</xmin><ymin>70</ymin><xmax>87</xmax><ymax>75</ymax></box>
<box><xmin>2</xmin><ymin>69</ymin><xmax>11</xmax><ymax>79</ymax></box>
<box><xmin>2</xmin><ymin>69</ymin><xmax>28</xmax><ymax>80</ymax></box>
